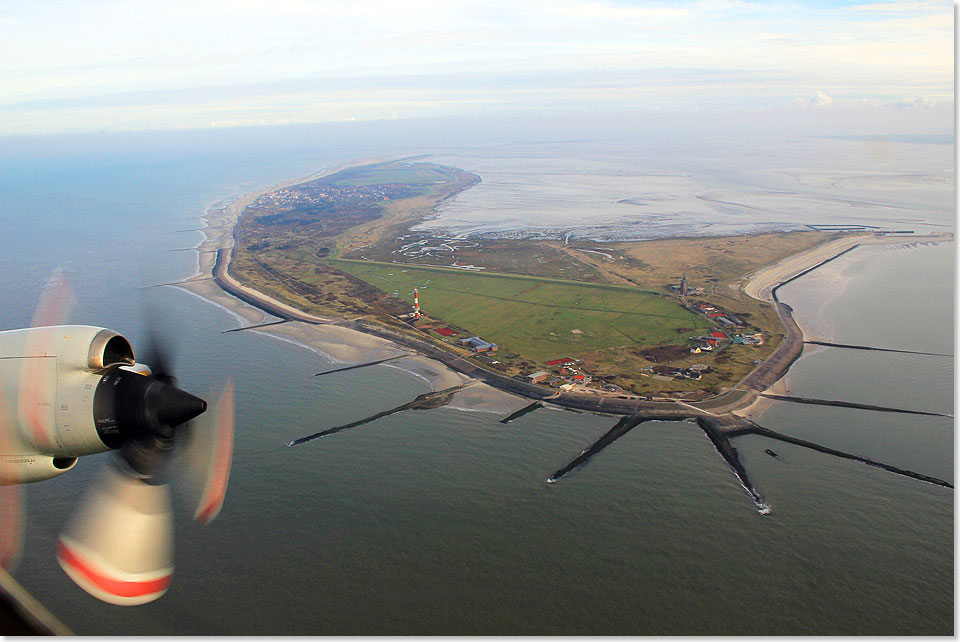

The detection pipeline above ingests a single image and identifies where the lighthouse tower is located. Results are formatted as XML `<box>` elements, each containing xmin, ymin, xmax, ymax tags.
<box><xmin>412</xmin><ymin>288</ymin><xmax>421</xmax><ymax>319</ymax></box>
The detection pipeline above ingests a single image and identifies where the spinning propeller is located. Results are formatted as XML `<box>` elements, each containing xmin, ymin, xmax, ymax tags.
<box><xmin>0</xmin><ymin>271</ymin><xmax>235</xmax><ymax>606</ymax></box>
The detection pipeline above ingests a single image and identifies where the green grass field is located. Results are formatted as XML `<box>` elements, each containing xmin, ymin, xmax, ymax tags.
<box><xmin>328</xmin><ymin>259</ymin><xmax>713</xmax><ymax>360</ymax></box>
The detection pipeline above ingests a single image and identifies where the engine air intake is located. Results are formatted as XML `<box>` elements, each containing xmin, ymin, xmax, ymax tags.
<box><xmin>87</xmin><ymin>330</ymin><xmax>135</xmax><ymax>371</ymax></box>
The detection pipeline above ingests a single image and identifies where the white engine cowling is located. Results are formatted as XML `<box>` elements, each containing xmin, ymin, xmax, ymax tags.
<box><xmin>0</xmin><ymin>326</ymin><xmax>136</xmax><ymax>465</ymax></box>
<box><xmin>0</xmin><ymin>454</ymin><xmax>78</xmax><ymax>484</ymax></box>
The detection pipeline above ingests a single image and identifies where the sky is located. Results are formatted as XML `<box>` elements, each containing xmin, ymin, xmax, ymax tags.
<box><xmin>0</xmin><ymin>0</ymin><xmax>954</xmax><ymax>136</ymax></box>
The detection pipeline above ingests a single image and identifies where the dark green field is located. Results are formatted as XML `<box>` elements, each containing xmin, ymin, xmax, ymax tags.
<box><xmin>328</xmin><ymin>259</ymin><xmax>712</xmax><ymax>359</ymax></box>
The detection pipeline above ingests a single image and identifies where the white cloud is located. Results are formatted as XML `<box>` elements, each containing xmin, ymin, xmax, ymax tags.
<box><xmin>891</xmin><ymin>96</ymin><xmax>947</xmax><ymax>109</ymax></box>
<box><xmin>795</xmin><ymin>91</ymin><xmax>834</xmax><ymax>109</ymax></box>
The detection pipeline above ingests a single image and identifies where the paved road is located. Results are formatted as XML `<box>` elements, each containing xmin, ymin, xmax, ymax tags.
<box><xmin>739</xmin><ymin>301</ymin><xmax>803</xmax><ymax>392</ymax></box>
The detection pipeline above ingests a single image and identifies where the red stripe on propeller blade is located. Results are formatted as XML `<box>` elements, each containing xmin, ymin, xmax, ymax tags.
<box><xmin>57</xmin><ymin>540</ymin><xmax>171</xmax><ymax>600</ymax></box>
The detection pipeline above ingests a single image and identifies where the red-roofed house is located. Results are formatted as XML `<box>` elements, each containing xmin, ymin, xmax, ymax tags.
<box><xmin>711</xmin><ymin>332</ymin><xmax>726</xmax><ymax>339</ymax></box>
<box><xmin>545</xmin><ymin>357</ymin><xmax>576</xmax><ymax>367</ymax></box>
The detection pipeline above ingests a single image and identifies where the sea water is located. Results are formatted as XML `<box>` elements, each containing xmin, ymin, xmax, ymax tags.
<box><xmin>0</xmin><ymin>129</ymin><xmax>952</xmax><ymax>634</ymax></box>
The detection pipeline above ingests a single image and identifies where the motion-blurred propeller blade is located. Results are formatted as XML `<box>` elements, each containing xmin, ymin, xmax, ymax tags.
<box><xmin>46</xmin><ymin>282</ymin><xmax>226</xmax><ymax>605</ymax></box>
<box><xmin>30</xmin><ymin>268</ymin><xmax>75</xmax><ymax>329</ymax></box>
<box><xmin>20</xmin><ymin>269</ymin><xmax>74</xmax><ymax>451</ymax></box>
<box><xmin>137</xmin><ymin>330</ymin><xmax>176</xmax><ymax>385</ymax></box>
<box><xmin>193</xmin><ymin>379</ymin><xmax>234</xmax><ymax>524</ymax></box>
<box><xmin>136</xmin><ymin>296</ymin><xmax>178</xmax><ymax>385</ymax></box>
<box><xmin>57</xmin><ymin>461</ymin><xmax>173</xmax><ymax>606</ymax></box>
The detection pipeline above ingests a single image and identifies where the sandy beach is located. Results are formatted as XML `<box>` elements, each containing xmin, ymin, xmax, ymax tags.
<box><xmin>731</xmin><ymin>377</ymin><xmax>787</xmax><ymax>421</ymax></box>
<box><xmin>741</xmin><ymin>232</ymin><xmax>953</xmax><ymax>304</ymax></box>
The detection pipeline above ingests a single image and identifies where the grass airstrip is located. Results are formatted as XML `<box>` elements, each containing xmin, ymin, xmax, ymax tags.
<box><xmin>327</xmin><ymin>259</ymin><xmax>712</xmax><ymax>360</ymax></box>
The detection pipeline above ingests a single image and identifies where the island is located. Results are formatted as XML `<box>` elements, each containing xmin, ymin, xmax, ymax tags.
<box><xmin>227</xmin><ymin>159</ymin><xmax>825</xmax><ymax>398</ymax></box>
<box><xmin>179</xmin><ymin>157</ymin><xmax>953</xmax><ymax>514</ymax></box>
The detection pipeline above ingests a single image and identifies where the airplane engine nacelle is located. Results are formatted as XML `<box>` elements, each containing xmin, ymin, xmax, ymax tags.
<box><xmin>0</xmin><ymin>454</ymin><xmax>78</xmax><ymax>484</ymax></box>
<box><xmin>0</xmin><ymin>326</ymin><xmax>136</xmax><ymax>459</ymax></box>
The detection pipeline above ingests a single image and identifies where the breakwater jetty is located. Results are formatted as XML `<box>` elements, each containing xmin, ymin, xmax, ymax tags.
<box><xmin>804</xmin><ymin>340</ymin><xmax>952</xmax><ymax>357</ymax></box>
<box><xmin>221</xmin><ymin>319</ymin><xmax>288</xmax><ymax>333</ymax></box>
<box><xmin>287</xmin><ymin>383</ymin><xmax>468</xmax><ymax>447</ymax></box>
<box><xmin>545</xmin><ymin>414</ymin><xmax>771</xmax><ymax>514</ymax></box>
<box><xmin>313</xmin><ymin>353</ymin><xmax>411</xmax><ymax>377</ymax></box>
<box><xmin>499</xmin><ymin>402</ymin><xmax>544</xmax><ymax>424</ymax></box>
<box><xmin>760</xmin><ymin>393</ymin><xmax>952</xmax><ymax>418</ymax></box>
<box><xmin>547</xmin><ymin>416</ymin><xmax>645</xmax><ymax>483</ymax></box>
<box><xmin>722</xmin><ymin>421</ymin><xmax>953</xmax><ymax>489</ymax></box>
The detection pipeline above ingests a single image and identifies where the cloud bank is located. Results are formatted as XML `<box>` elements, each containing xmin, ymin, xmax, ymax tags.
<box><xmin>0</xmin><ymin>0</ymin><xmax>952</xmax><ymax>135</ymax></box>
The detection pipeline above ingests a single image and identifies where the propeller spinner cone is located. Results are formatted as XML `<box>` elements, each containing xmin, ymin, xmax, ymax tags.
<box><xmin>153</xmin><ymin>382</ymin><xmax>207</xmax><ymax>431</ymax></box>
<box><xmin>93</xmin><ymin>370</ymin><xmax>207</xmax><ymax>474</ymax></box>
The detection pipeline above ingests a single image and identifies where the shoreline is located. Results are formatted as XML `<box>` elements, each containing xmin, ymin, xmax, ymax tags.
<box><xmin>731</xmin><ymin>232</ymin><xmax>953</xmax><ymax>420</ymax></box>
<box><xmin>174</xmin><ymin>158</ymin><xmax>954</xmax><ymax>417</ymax></box>
<box><xmin>741</xmin><ymin>233</ymin><xmax>951</xmax><ymax>309</ymax></box>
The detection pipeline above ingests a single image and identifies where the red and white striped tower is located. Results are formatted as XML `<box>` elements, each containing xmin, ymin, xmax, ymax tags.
<box><xmin>412</xmin><ymin>289</ymin><xmax>421</xmax><ymax>319</ymax></box>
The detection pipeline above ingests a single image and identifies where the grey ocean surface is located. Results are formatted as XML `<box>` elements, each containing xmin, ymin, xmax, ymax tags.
<box><xmin>0</xmin><ymin>130</ymin><xmax>952</xmax><ymax>635</ymax></box>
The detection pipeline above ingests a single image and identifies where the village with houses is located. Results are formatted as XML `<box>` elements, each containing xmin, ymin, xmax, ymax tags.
<box><xmin>253</xmin><ymin>180</ymin><xmax>421</xmax><ymax>213</ymax></box>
